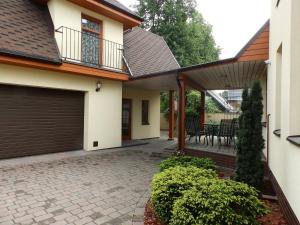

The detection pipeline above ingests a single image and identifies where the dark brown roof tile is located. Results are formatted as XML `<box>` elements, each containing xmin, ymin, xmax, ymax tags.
<box><xmin>0</xmin><ymin>0</ymin><xmax>61</xmax><ymax>63</ymax></box>
<box><xmin>124</xmin><ymin>27</ymin><xmax>180</xmax><ymax>77</ymax></box>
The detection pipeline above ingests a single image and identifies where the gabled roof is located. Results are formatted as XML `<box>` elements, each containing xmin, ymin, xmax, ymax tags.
<box><xmin>100</xmin><ymin>0</ymin><xmax>142</xmax><ymax>21</ymax></box>
<box><xmin>124</xmin><ymin>27</ymin><xmax>180</xmax><ymax>77</ymax></box>
<box><xmin>0</xmin><ymin>0</ymin><xmax>61</xmax><ymax>64</ymax></box>
<box><xmin>0</xmin><ymin>0</ymin><xmax>178</xmax><ymax>79</ymax></box>
<box><xmin>236</xmin><ymin>20</ymin><xmax>269</xmax><ymax>62</ymax></box>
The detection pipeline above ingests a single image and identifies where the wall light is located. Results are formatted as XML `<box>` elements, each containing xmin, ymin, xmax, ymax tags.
<box><xmin>96</xmin><ymin>81</ymin><xmax>102</xmax><ymax>92</ymax></box>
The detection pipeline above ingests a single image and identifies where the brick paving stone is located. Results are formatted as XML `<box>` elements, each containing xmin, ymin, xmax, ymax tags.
<box><xmin>0</xmin><ymin>137</ymin><xmax>174</xmax><ymax>225</ymax></box>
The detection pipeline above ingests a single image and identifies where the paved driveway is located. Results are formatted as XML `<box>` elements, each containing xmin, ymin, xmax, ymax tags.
<box><xmin>0</xmin><ymin>138</ymin><xmax>175</xmax><ymax>225</ymax></box>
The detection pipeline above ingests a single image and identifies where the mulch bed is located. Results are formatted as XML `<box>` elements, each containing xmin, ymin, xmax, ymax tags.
<box><xmin>144</xmin><ymin>200</ymin><xmax>164</xmax><ymax>225</ymax></box>
<box><xmin>144</xmin><ymin>168</ymin><xmax>288</xmax><ymax>225</ymax></box>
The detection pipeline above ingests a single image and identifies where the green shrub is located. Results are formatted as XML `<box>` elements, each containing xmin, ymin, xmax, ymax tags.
<box><xmin>151</xmin><ymin>166</ymin><xmax>217</xmax><ymax>223</ymax></box>
<box><xmin>170</xmin><ymin>179</ymin><xmax>268</xmax><ymax>225</ymax></box>
<box><xmin>159</xmin><ymin>156</ymin><xmax>216</xmax><ymax>172</ymax></box>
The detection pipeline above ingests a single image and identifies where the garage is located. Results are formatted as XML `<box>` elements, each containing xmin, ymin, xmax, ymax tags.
<box><xmin>0</xmin><ymin>84</ymin><xmax>84</xmax><ymax>159</ymax></box>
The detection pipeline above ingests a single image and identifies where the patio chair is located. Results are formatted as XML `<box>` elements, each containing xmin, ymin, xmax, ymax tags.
<box><xmin>203</xmin><ymin>124</ymin><xmax>213</xmax><ymax>146</ymax></box>
<box><xmin>186</xmin><ymin>116</ymin><xmax>196</xmax><ymax>142</ymax></box>
<box><xmin>217</xmin><ymin>119</ymin><xmax>232</xmax><ymax>148</ymax></box>
<box><xmin>186</xmin><ymin>116</ymin><xmax>202</xmax><ymax>143</ymax></box>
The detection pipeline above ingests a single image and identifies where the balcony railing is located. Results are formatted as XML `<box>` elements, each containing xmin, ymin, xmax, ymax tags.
<box><xmin>55</xmin><ymin>26</ymin><xmax>125</xmax><ymax>71</ymax></box>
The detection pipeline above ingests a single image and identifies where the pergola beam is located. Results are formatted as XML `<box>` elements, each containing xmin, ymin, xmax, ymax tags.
<box><xmin>178</xmin><ymin>76</ymin><xmax>186</xmax><ymax>151</ymax></box>
<box><xmin>200</xmin><ymin>91</ymin><xmax>205</xmax><ymax>130</ymax></box>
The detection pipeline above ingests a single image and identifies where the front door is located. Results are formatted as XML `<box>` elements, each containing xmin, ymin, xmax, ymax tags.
<box><xmin>122</xmin><ymin>99</ymin><xmax>132</xmax><ymax>140</ymax></box>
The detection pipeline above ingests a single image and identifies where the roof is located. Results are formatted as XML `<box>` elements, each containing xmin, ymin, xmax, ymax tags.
<box><xmin>100</xmin><ymin>0</ymin><xmax>142</xmax><ymax>21</ymax></box>
<box><xmin>125</xmin><ymin>21</ymin><xmax>270</xmax><ymax>90</ymax></box>
<box><xmin>124</xmin><ymin>27</ymin><xmax>180</xmax><ymax>77</ymax></box>
<box><xmin>0</xmin><ymin>0</ymin><xmax>61</xmax><ymax>64</ymax></box>
<box><xmin>0</xmin><ymin>0</ymin><xmax>177</xmax><ymax>77</ymax></box>
<box><xmin>236</xmin><ymin>20</ymin><xmax>269</xmax><ymax>61</ymax></box>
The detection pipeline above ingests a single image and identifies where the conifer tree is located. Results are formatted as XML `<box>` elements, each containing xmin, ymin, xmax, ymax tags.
<box><xmin>235</xmin><ymin>81</ymin><xmax>265</xmax><ymax>190</ymax></box>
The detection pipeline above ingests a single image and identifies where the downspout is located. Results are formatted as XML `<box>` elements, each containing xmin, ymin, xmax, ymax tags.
<box><xmin>122</xmin><ymin>55</ymin><xmax>133</xmax><ymax>77</ymax></box>
<box><xmin>267</xmin><ymin>114</ymin><xmax>271</xmax><ymax>168</ymax></box>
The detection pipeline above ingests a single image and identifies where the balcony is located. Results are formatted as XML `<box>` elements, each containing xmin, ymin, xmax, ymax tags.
<box><xmin>55</xmin><ymin>26</ymin><xmax>125</xmax><ymax>72</ymax></box>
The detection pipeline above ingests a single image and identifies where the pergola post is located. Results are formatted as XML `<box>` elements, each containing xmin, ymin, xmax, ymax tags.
<box><xmin>178</xmin><ymin>76</ymin><xmax>186</xmax><ymax>151</ymax></box>
<box><xmin>200</xmin><ymin>91</ymin><xmax>205</xmax><ymax>130</ymax></box>
<box><xmin>168</xmin><ymin>90</ymin><xmax>175</xmax><ymax>140</ymax></box>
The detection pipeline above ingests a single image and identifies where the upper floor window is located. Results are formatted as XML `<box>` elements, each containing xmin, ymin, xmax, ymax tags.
<box><xmin>81</xmin><ymin>15</ymin><xmax>102</xmax><ymax>66</ymax></box>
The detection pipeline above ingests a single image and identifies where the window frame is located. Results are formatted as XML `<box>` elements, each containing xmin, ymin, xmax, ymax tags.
<box><xmin>141</xmin><ymin>100</ymin><xmax>150</xmax><ymax>125</ymax></box>
<box><xmin>81</xmin><ymin>14</ymin><xmax>103</xmax><ymax>66</ymax></box>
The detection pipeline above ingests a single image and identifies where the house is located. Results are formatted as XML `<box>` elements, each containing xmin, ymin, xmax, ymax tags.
<box><xmin>226</xmin><ymin>89</ymin><xmax>243</xmax><ymax>111</ymax></box>
<box><xmin>0</xmin><ymin>0</ymin><xmax>299</xmax><ymax>224</ymax></box>
<box><xmin>267</xmin><ymin>0</ymin><xmax>300</xmax><ymax>223</ymax></box>
<box><xmin>0</xmin><ymin>0</ymin><xmax>179</xmax><ymax>159</ymax></box>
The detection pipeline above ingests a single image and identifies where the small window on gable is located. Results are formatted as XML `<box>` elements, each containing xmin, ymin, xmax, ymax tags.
<box><xmin>276</xmin><ymin>0</ymin><xmax>281</xmax><ymax>7</ymax></box>
<box><xmin>142</xmin><ymin>100</ymin><xmax>150</xmax><ymax>125</ymax></box>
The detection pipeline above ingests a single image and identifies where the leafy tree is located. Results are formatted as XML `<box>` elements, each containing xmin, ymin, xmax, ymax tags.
<box><xmin>186</xmin><ymin>91</ymin><xmax>221</xmax><ymax>117</ymax></box>
<box><xmin>135</xmin><ymin>0</ymin><xmax>220</xmax><ymax>67</ymax></box>
<box><xmin>235</xmin><ymin>81</ymin><xmax>265</xmax><ymax>190</ymax></box>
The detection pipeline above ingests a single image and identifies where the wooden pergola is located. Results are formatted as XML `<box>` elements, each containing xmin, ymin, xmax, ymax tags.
<box><xmin>124</xmin><ymin>21</ymin><xmax>270</xmax><ymax>151</ymax></box>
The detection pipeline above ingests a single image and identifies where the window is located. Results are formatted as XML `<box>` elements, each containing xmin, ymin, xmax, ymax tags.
<box><xmin>142</xmin><ymin>100</ymin><xmax>150</xmax><ymax>125</ymax></box>
<box><xmin>81</xmin><ymin>15</ymin><xmax>102</xmax><ymax>66</ymax></box>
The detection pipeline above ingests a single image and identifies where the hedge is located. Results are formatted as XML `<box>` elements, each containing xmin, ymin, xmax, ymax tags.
<box><xmin>151</xmin><ymin>166</ymin><xmax>217</xmax><ymax>223</ymax></box>
<box><xmin>159</xmin><ymin>156</ymin><xmax>216</xmax><ymax>172</ymax></box>
<box><xmin>170</xmin><ymin>179</ymin><xmax>268</xmax><ymax>225</ymax></box>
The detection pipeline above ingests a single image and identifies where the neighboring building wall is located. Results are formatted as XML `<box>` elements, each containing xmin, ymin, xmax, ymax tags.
<box><xmin>123</xmin><ymin>87</ymin><xmax>160</xmax><ymax>139</ymax></box>
<box><xmin>268</xmin><ymin>0</ymin><xmax>300</xmax><ymax>220</ymax></box>
<box><xmin>0</xmin><ymin>64</ymin><xmax>122</xmax><ymax>151</ymax></box>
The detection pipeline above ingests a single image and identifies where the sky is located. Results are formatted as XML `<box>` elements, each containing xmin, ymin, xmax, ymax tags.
<box><xmin>118</xmin><ymin>0</ymin><xmax>271</xmax><ymax>59</ymax></box>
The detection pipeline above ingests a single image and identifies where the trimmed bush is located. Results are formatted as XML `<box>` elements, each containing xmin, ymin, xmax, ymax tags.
<box><xmin>151</xmin><ymin>166</ymin><xmax>217</xmax><ymax>223</ymax></box>
<box><xmin>170</xmin><ymin>179</ymin><xmax>268</xmax><ymax>225</ymax></box>
<box><xmin>159</xmin><ymin>156</ymin><xmax>216</xmax><ymax>172</ymax></box>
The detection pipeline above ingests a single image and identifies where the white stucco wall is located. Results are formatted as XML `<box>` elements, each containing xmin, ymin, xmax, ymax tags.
<box><xmin>48</xmin><ymin>0</ymin><xmax>124</xmax><ymax>69</ymax></box>
<box><xmin>123</xmin><ymin>87</ymin><xmax>161</xmax><ymax>140</ymax></box>
<box><xmin>0</xmin><ymin>64</ymin><xmax>122</xmax><ymax>151</ymax></box>
<box><xmin>268</xmin><ymin>0</ymin><xmax>300</xmax><ymax>220</ymax></box>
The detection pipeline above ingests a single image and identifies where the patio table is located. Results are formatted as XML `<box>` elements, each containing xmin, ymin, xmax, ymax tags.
<box><xmin>204</xmin><ymin>123</ymin><xmax>220</xmax><ymax>146</ymax></box>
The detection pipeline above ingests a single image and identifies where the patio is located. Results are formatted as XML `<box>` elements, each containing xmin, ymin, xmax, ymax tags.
<box><xmin>0</xmin><ymin>137</ymin><xmax>175</xmax><ymax>225</ymax></box>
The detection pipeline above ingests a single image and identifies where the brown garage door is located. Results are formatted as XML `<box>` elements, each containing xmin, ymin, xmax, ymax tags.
<box><xmin>0</xmin><ymin>84</ymin><xmax>84</xmax><ymax>159</ymax></box>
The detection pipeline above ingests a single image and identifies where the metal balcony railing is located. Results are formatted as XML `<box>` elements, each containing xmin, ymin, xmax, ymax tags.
<box><xmin>55</xmin><ymin>26</ymin><xmax>125</xmax><ymax>71</ymax></box>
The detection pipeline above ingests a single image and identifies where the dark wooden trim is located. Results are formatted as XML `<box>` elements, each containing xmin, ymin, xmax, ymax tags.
<box><xmin>0</xmin><ymin>55</ymin><xmax>129</xmax><ymax>81</ymax></box>
<box><xmin>168</xmin><ymin>90</ymin><xmax>175</xmax><ymax>140</ymax></box>
<box><xmin>181</xmin><ymin>75</ymin><xmax>205</xmax><ymax>92</ymax></box>
<box><xmin>122</xmin><ymin>98</ymin><xmax>132</xmax><ymax>140</ymax></box>
<box><xmin>178</xmin><ymin>76</ymin><xmax>186</xmax><ymax>151</ymax></box>
<box><xmin>200</xmin><ymin>91</ymin><xmax>205</xmax><ymax>130</ymax></box>
<box><xmin>269</xmin><ymin>170</ymin><xmax>300</xmax><ymax>225</ymax></box>
<box><xmin>235</xmin><ymin>20</ymin><xmax>270</xmax><ymax>59</ymax></box>
<box><xmin>81</xmin><ymin>14</ymin><xmax>103</xmax><ymax>66</ymax></box>
<box><xmin>286</xmin><ymin>135</ymin><xmax>300</xmax><ymax>147</ymax></box>
<box><xmin>67</xmin><ymin>0</ymin><xmax>141</xmax><ymax>30</ymax></box>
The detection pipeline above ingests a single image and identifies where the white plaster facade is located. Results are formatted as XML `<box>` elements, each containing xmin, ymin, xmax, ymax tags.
<box><xmin>268</xmin><ymin>0</ymin><xmax>300</xmax><ymax>220</ymax></box>
<box><xmin>0</xmin><ymin>0</ymin><xmax>161</xmax><ymax>151</ymax></box>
